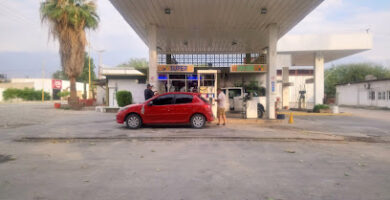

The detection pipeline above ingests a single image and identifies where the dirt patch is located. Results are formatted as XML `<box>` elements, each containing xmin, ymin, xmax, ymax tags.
<box><xmin>0</xmin><ymin>154</ymin><xmax>16</xmax><ymax>163</ymax></box>
<box><xmin>345</xmin><ymin>136</ymin><xmax>382</xmax><ymax>143</ymax></box>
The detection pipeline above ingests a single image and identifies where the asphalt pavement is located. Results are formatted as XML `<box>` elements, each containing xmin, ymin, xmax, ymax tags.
<box><xmin>1</xmin><ymin>103</ymin><xmax>390</xmax><ymax>200</ymax></box>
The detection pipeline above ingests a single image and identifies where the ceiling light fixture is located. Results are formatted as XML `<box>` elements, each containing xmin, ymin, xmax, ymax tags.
<box><xmin>164</xmin><ymin>8</ymin><xmax>171</xmax><ymax>15</ymax></box>
<box><xmin>262</xmin><ymin>47</ymin><xmax>268</xmax><ymax>54</ymax></box>
<box><xmin>261</xmin><ymin>7</ymin><xmax>267</xmax><ymax>14</ymax></box>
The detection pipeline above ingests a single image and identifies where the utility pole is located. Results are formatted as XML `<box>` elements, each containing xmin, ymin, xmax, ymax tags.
<box><xmin>41</xmin><ymin>60</ymin><xmax>45</xmax><ymax>102</ymax></box>
<box><xmin>96</xmin><ymin>49</ymin><xmax>105</xmax><ymax>79</ymax></box>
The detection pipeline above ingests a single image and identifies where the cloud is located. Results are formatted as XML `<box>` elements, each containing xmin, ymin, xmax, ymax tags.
<box><xmin>288</xmin><ymin>0</ymin><xmax>390</xmax><ymax>66</ymax></box>
<box><xmin>89</xmin><ymin>0</ymin><xmax>148</xmax><ymax>57</ymax></box>
<box><xmin>0</xmin><ymin>0</ymin><xmax>148</xmax><ymax>77</ymax></box>
<box><xmin>0</xmin><ymin>0</ymin><xmax>57</xmax><ymax>52</ymax></box>
<box><xmin>0</xmin><ymin>0</ymin><xmax>389</xmax><ymax>78</ymax></box>
<box><xmin>0</xmin><ymin>0</ymin><xmax>147</xmax><ymax>55</ymax></box>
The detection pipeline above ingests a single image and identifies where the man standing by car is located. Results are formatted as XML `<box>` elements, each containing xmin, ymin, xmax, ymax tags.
<box><xmin>216</xmin><ymin>88</ymin><xmax>227</xmax><ymax>125</ymax></box>
<box><xmin>144</xmin><ymin>84</ymin><xmax>154</xmax><ymax>100</ymax></box>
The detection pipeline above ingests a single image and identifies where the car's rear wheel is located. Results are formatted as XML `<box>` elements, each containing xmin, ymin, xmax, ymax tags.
<box><xmin>126</xmin><ymin>114</ymin><xmax>142</xmax><ymax>129</ymax></box>
<box><xmin>191</xmin><ymin>114</ymin><xmax>206</xmax><ymax>129</ymax></box>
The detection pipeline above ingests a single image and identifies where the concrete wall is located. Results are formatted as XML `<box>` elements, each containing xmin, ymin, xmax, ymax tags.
<box><xmin>107</xmin><ymin>78</ymin><xmax>147</xmax><ymax>107</ymax></box>
<box><xmin>8</xmin><ymin>78</ymin><xmax>88</xmax><ymax>100</ymax></box>
<box><xmin>336</xmin><ymin>80</ymin><xmax>390</xmax><ymax>108</ymax></box>
<box><xmin>0</xmin><ymin>82</ymin><xmax>34</xmax><ymax>89</ymax></box>
<box><xmin>0</xmin><ymin>88</ymin><xmax>3</xmax><ymax>102</ymax></box>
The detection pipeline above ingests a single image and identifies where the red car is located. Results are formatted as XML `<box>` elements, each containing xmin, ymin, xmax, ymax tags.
<box><xmin>116</xmin><ymin>92</ymin><xmax>214</xmax><ymax>129</ymax></box>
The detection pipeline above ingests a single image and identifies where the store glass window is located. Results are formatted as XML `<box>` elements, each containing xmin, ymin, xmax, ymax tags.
<box><xmin>369</xmin><ymin>91</ymin><xmax>375</xmax><ymax>100</ymax></box>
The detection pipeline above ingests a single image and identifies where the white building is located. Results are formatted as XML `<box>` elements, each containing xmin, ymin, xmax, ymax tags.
<box><xmin>100</xmin><ymin>67</ymin><xmax>147</xmax><ymax>107</ymax></box>
<box><xmin>0</xmin><ymin>78</ymin><xmax>89</xmax><ymax>101</ymax></box>
<box><xmin>336</xmin><ymin>79</ymin><xmax>390</xmax><ymax>108</ymax></box>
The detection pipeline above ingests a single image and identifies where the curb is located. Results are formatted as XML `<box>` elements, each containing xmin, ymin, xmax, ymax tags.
<box><xmin>15</xmin><ymin>136</ymin><xmax>346</xmax><ymax>143</ymax></box>
<box><xmin>278</xmin><ymin>112</ymin><xmax>353</xmax><ymax>116</ymax></box>
<box><xmin>218</xmin><ymin>118</ymin><xmax>284</xmax><ymax>125</ymax></box>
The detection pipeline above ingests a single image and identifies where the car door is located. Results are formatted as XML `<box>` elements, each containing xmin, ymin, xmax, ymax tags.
<box><xmin>143</xmin><ymin>94</ymin><xmax>174</xmax><ymax>123</ymax></box>
<box><xmin>170</xmin><ymin>94</ymin><xmax>194</xmax><ymax>123</ymax></box>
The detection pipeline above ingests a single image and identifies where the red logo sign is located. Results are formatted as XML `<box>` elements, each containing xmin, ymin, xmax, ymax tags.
<box><xmin>52</xmin><ymin>79</ymin><xmax>62</xmax><ymax>89</ymax></box>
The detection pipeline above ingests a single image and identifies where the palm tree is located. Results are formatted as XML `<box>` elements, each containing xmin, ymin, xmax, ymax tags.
<box><xmin>40</xmin><ymin>0</ymin><xmax>99</xmax><ymax>108</ymax></box>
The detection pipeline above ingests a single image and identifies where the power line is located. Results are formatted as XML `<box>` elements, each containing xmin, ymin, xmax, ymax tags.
<box><xmin>0</xmin><ymin>0</ymin><xmax>39</xmax><ymax>27</ymax></box>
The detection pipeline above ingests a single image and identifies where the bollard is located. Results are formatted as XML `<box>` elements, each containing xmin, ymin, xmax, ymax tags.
<box><xmin>288</xmin><ymin>112</ymin><xmax>294</xmax><ymax>124</ymax></box>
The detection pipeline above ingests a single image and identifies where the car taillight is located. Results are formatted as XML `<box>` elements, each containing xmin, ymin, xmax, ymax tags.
<box><xmin>204</xmin><ymin>104</ymin><xmax>211</xmax><ymax>111</ymax></box>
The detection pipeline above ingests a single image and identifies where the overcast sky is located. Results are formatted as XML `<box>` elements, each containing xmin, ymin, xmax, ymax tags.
<box><xmin>0</xmin><ymin>0</ymin><xmax>389</xmax><ymax>78</ymax></box>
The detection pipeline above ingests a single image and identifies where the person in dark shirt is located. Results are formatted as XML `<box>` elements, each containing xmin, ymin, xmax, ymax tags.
<box><xmin>144</xmin><ymin>84</ymin><xmax>154</xmax><ymax>100</ymax></box>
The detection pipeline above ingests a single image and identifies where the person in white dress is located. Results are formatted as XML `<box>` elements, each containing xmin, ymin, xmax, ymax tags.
<box><xmin>216</xmin><ymin>88</ymin><xmax>227</xmax><ymax>125</ymax></box>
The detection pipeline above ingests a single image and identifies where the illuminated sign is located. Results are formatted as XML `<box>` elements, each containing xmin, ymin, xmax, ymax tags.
<box><xmin>52</xmin><ymin>79</ymin><xmax>62</xmax><ymax>89</ymax></box>
<box><xmin>157</xmin><ymin>65</ymin><xmax>194</xmax><ymax>73</ymax></box>
<box><xmin>230</xmin><ymin>64</ymin><xmax>267</xmax><ymax>73</ymax></box>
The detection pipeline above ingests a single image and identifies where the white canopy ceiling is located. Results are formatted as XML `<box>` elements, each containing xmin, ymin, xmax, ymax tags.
<box><xmin>110</xmin><ymin>0</ymin><xmax>323</xmax><ymax>53</ymax></box>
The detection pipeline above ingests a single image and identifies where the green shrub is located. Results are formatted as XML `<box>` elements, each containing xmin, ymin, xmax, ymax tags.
<box><xmin>313</xmin><ymin>104</ymin><xmax>330</xmax><ymax>113</ymax></box>
<box><xmin>57</xmin><ymin>91</ymin><xmax>70</xmax><ymax>98</ymax></box>
<box><xmin>3</xmin><ymin>88</ymin><xmax>50</xmax><ymax>101</ymax></box>
<box><xmin>3</xmin><ymin>88</ymin><xmax>19</xmax><ymax>100</ymax></box>
<box><xmin>116</xmin><ymin>90</ymin><xmax>132</xmax><ymax>107</ymax></box>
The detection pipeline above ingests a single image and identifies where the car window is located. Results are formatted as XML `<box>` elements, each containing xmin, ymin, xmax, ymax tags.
<box><xmin>229</xmin><ymin>89</ymin><xmax>242</xmax><ymax>99</ymax></box>
<box><xmin>152</xmin><ymin>94</ymin><xmax>174</xmax><ymax>105</ymax></box>
<box><xmin>175</xmin><ymin>94</ymin><xmax>193</xmax><ymax>104</ymax></box>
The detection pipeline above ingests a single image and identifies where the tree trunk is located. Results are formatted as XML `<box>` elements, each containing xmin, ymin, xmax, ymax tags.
<box><xmin>68</xmin><ymin>76</ymin><xmax>80</xmax><ymax>109</ymax></box>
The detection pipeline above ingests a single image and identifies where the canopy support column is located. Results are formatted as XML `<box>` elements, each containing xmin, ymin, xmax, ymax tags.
<box><xmin>282</xmin><ymin>67</ymin><xmax>290</xmax><ymax>109</ymax></box>
<box><xmin>266</xmin><ymin>24</ymin><xmax>278</xmax><ymax>119</ymax></box>
<box><xmin>314</xmin><ymin>52</ymin><xmax>324</xmax><ymax>105</ymax></box>
<box><xmin>148</xmin><ymin>24</ymin><xmax>158</xmax><ymax>90</ymax></box>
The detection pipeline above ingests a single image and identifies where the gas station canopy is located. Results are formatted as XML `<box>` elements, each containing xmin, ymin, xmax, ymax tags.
<box><xmin>108</xmin><ymin>0</ymin><xmax>373</xmax><ymax>119</ymax></box>
<box><xmin>278</xmin><ymin>33</ymin><xmax>373</xmax><ymax>66</ymax></box>
<box><xmin>110</xmin><ymin>0</ymin><xmax>323</xmax><ymax>53</ymax></box>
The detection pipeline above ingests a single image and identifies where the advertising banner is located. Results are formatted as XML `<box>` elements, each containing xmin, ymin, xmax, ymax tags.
<box><xmin>52</xmin><ymin>79</ymin><xmax>62</xmax><ymax>90</ymax></box>
<box><xmin>230</xmin><ymin>64</ymin><xmax>267</xmax><ymax>73</ymax></box>
<box><xmin>157</xmin><ymin>64</ymin><xmax>194</xmax><ymax>73</ymax></box>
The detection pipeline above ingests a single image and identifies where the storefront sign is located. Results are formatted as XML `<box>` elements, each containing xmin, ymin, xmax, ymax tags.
<box><xmin>230</xmin><ymin>64</ymin><xmax>267</xmax><ymax>73</ymax></box>
<box><xmin>271</xmin><ymin>81</ymin><xmax>275</xmax><ymax>92</ymax></box>
<box><xmin>52</xmin><ymin>79</ymin><xmax>62</xmax><ymax>90</ymax></box>
<box><xmin>157</xmin><ymin>64</ymin><xmax>194</xmax><ymax>73</ymax></box>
